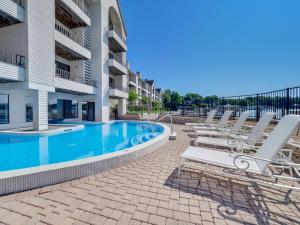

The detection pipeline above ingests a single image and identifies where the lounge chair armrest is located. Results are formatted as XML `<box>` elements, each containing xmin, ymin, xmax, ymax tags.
<box><xmin>233</xmin><ymin>154</ymin><xmax>280</xmax><ymax>170</ymax></box>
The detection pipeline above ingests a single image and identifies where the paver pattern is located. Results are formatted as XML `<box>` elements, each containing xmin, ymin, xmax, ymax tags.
<box><xmin>0</xmin><ymin>124</ymin><xmax>299</xmax><ymax>225</ymax></box>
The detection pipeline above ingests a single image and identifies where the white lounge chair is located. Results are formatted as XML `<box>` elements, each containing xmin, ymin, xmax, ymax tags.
<box><xmin>192</xmin><ymin>110</ymin><xmax>233</xmax><ymax>131</ymax></box>
<box><xmin>193</xmin><ymin>112</ymin><xmax>275</xmax><ymax>151</ymax></box>
<box><xmin>195</xmin><ymin>111</ymin><xmax>249</xmax><ymax>137</ymax></box>
<box><xmin>185</xmin><ymin>110</ymin><xmax>217</xmax><ymax>127</ymax></box>
<box><xmin>179</xmin><ymin>115</ymin><xmax>300</xmax><ymax>190</ymax></box>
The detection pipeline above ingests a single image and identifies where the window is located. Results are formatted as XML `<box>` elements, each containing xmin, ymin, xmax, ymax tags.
<box><xmin>26</xmin><ymin>103</ymin><xmax>33</xmax><ymax>122</ymax></box>
<box><xmin>48</xmin><ymin>99</ymin><xmax>58</xmax><ymax>121</ymax></box>
<box><xmin>71</xmin><ymin>100</ymin><xmax>78</xmax><ymax>118</ymax></box>
<box><xmin>0</xmin><ymin>94</ymin><xmax>9</xmax><ymax>124</ymax></box>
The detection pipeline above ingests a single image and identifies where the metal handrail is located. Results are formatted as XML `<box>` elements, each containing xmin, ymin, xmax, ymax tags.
<box><xmin>55</xmin><ymin>20</ymin><xmax>90</xmax><ymax>50</ymax></box>
<box><xmin>56</xmin><ymin>68</ymin><xmax>97</xmax><ymax>87</ymax></box>
<box><xmin>108</xmin><ymin>26</ymin><xmax>126</xmax><ymax>43</ymax></box>
<box><xmin>72</xmin><ymin>0</ymin><xmax>89</xmax><ymax>16</ymax></box>
<box><xmin>109</xmin><ymin>52</ymin><xmax>127</xmax><ymax>68</ymax></box>
<box><xmin>0</xmin><ymin>49</ymin><xmax>25</xmax><ymax>68</ymax></box>
<box><xmin>109</xmin><ymin>83</ymin><xmax>128</xmax><ymax>93</ymax></box>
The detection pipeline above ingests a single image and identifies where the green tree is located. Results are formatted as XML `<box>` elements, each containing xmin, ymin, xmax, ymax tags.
<box><xmin>152</xmin><ymin>100</ymin><xmax>162</xmax><ymax>111</ymax></box>
<box><xmin>204</xmin><ymin>95</ymin><xmax>219</xmax><ymax>106</ymax></box>
<box><xmin>128</xmin><ymin>90</ymin><xmax>138</xmax><ymax>105</ymax></box>
<box><xmin>141</xmin><ymin>96</ymin><xmax>148</xmax><ymax>105</ymax></box>
<box><xmin>184</xmin><ymin>93</ymin><xmax>203</xmax><ymax>106</ymax></box>
<box><xmin>162</xmin><ymin>89</ymin><xmax>171</xmax><ymax>109</ymax></box>
<box><xmin>170</xmin><ymin>91</ymin><xmax>183</xmax><ymax>111</ymax></box>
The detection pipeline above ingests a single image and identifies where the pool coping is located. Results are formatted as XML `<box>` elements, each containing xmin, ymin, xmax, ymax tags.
<box><xmin>0</xmin><ymin>121</ymin><xmax>170</xmax><ymax>195</ymax></box>
<box><xmin>0</xmin><ymin>124</ymin><xmax>85</xmax><ymax>137</ymax></box>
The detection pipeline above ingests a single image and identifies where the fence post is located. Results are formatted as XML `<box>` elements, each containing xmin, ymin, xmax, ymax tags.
<box><xmin>256</xmin><ymin>94</ymin><xmax>260</xmax><ymax>121</ymax></box>
<box><xmin>286</xmin><ymin>87</ymin><xmax>290</xmax><ymax>116</ymax></box>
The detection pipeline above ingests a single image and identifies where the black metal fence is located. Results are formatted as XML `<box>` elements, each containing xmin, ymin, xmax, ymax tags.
<box><xmin>178</xmin><ymin>86</ymin><xmax>300</xmax><ymax>120</ymax></box>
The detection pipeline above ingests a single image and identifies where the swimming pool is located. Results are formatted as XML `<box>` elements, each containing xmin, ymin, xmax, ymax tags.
<box><xmin>0</xmin><ymin>121</ymin><xmax>164</xmax><ymax>172</ymax></box>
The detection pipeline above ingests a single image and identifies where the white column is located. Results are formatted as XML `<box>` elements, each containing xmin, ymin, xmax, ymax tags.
<box><xmin>118</xmin><ymin>98</ymin><xmax>127</xmax><ymax>116</ymax></box>
<box><xmin>33</xmin><ymin>90</ymin><xmax>48</xmax><ymax>131</ymax></box>
<box><xmin>78</xmin><ymin>101</ymin><xmax>83</xmax><ymax>120</ymax></box>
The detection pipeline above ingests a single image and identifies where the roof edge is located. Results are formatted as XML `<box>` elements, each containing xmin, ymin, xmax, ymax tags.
<box><xmin>116</xmin><ymin>0</ymin><xmax>127</xmax><ymax>36</ymax></box>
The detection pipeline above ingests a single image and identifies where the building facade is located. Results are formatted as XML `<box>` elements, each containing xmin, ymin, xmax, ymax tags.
<box><xmin>128</xmin><ymin>71</ymin><xmax>162</xmax><ymax>106</ymax></box>
<box><xmin>0</xmin><ymin>0</ymin><xmax>128</xmax><ymax>131</ymax></box>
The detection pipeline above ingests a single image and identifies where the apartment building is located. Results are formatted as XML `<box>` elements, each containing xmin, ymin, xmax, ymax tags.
<box><xmin>0</xmin><ymin>0</ymin><xmax>128</xmax><ymax>131</ymax></box>
<box><xmin>128</xmin><ymin>71</ymin><xmax>162</xmax><ymax>106</ymax></box>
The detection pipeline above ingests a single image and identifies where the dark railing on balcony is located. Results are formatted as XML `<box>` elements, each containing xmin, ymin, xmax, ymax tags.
<box><xmin>0</xmin><ymin>49</ymin><xmax>25</xmax><ymax>68</ymax></box>
<box><xmin>109</xmin><ymin>82</ymin><xmax>128</xmax><ymax>93</ymax></box>
<box><xmin>109</xmin><ymin>52</ymin><xmax>127</xmax><ymax>68</ymax></box>
<box><xmin>55</xmin><ymin>20</ymin><xmax>90</xmax><ymax>50</ymax></box>
<box><xmin>56</xmin><ymin>68</ymin><xmax>97</xmax><ymax>87</ymax></box>
<box><xmin>72</xmin><ymin>0</ymin><xmax>89</xmax><ymax>16</ymax></box>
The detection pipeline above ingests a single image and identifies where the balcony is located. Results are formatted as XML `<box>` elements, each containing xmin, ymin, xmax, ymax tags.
<box><xmin>0</xmin><ymin>0</ymin><xmax>25</xmax><ymax>28</ymax></box>
<box><xmin>56</xmin><ymin>0</ymin><xmax>90</xmax><ymax>28</ymax></box>
<box><xmin>0</xmin><ymin>49</ymin><xmax>25</xmax><ymax>82</ymax></box>
<box><xmin>128</xmin><ymin>80</ymin><xmax>136</xmax><ymax>87</ymax></box>
<box><xmin>55</xmin><ymin>20</ymin><xmax>91</xmax><ymax>60</ymax></box>
<box><xmin>55</xmin><ymin>68</ymin><xmax>96</xmax><ymax>95</ymax></box>
<box><xmin>108</xmin><ymin>53</ymin><xmax>127</xmax><ymax>75</ymax></box>
<box><xmin>109</xmin><ymin>83</ymin><xmax>128</xmax><ymax>99</ymax></box>
<box><xmin>108</xmin><ymin>29</ymin><xmax>127</xmax><ymax>53</ymax></box>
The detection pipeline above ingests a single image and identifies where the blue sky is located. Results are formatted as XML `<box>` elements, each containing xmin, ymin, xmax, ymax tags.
<box><xmin>120</xmin><ymin>0</ymin><xmax>300</xmax><ymax>97</ymax></box>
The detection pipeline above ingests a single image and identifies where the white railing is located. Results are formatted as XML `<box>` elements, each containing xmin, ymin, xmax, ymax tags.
<box><xmin>56</xmin><ymin>68</ymin><xmax>97</xmax><ymax>87</ymax></box>
<box><xmin>109</xmin><ymin>25</ymin><xmax>126</xmax><ymax>43</ymax></box>
<box><xmin>55</xmin><ymin>20</ymin><xmax>90</xmax><ymax>50</ymax></box>
<box><xmin>109</xmin><ymin>52</ymin><xmax>127</xmax><ymax>68</ymax></box>
<box><xmin>72</xmin><ymin>0</ymin><xmax>89</xmax><ymax>16</ymax></box>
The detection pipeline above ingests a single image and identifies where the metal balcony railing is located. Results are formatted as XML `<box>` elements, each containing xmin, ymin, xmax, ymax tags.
<box><xmin>0</xmin><ymin>49</ymin><xmax>25</xmax><ymax>68</ymax></box>
<box><xmin>56</xmin><ymin>68</ymin><xmax>97</xmax><ymax>87</ymax></box>
<box><xmin>108</xmin><ymin>23</ymin><xmax>126</xmax><ymax>43</ymax></box>
<box><xmin>55</xmin><ymin>20</ymin><xmax>90</xmax><ymax>50</ymax></box>
<box><xmin>109</xmin><ymin>83</ymin><xmax>128</xmax><ymax>93</ymax></box>
<box><xmin>109</xmin><ymin>52</ymin><xmax>127</xmax><ymax>68</ymax></box>
<box><xmin>72</xmin><ymin>0</ymin><xmax>89</xmax><ymax>16</ymax></box>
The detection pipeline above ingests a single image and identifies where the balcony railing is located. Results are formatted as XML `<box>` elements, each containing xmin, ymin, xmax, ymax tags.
<box><xmin>109</xmin><ymin>83</ymin><xmax>128</xmax><ymax>93</ymax></box>
<box><xmin>55</xmin><ymin>20</ymin><xmax>90</xmax><ymax>50</ymax></box>
<box><xmin>72</xmin><ymin>0</ymin><xmax>89</xmax><ymax>16</ymax></box>
<box><xmin>0</xmin><ymin>49</ymin><xmax>25</xmax><ymax>68</ymax></box>
<box><xmin>109</xmin><ymin>52</ymin><xmax>127</xmax><ymax>68</ymax></box>
<box><xmin>56</xmin><ymin>68</ymin><xmax>97</xmax><ymax>87</ymax></box>
<box><xmin>108</xmin><ymin>25</ymin><xmax>126</xmax><ymax>43</ymax></box>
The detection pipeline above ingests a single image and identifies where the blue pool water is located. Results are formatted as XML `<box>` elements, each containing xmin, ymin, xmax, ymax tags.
<box><xmin>0</xmin><ymin>121</ymin><xmax>164</xmax><ymax>172</ymax></box>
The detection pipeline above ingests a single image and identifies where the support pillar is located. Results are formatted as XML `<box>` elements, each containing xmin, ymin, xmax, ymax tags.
<box><xmin>33</xmin><ymin>90</ymin><xmax>48</xmax><ymax>131</ymax></box>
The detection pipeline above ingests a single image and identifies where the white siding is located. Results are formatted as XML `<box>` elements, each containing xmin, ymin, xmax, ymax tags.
<box><xmin>109</xmin><ymin>88</ymin><xmax>128</xmax><ymax>99</ymax></box>
<box><xmin>54</xmin><ymin>77</ymin><xmax>96</xmax><ymax>95</ymax></box>
<box><xmin>0</xmin><ymin>0</ymin><xmax>25</xmax><ymax>22</ymax></box>
<box><xmin>108</xmin><ymin>58</ymin><xmax>127</xmax><ymax>75</ymax></box>
<box><xmin>33</xmin><ymin>90</ymin><xmax>48</xmax><ymax>131</ymax></box>
<box><xmin>27</xmin><ymin>0</ymin><xmax>55</xmax><ymax>87</ymax></box>
<box><xmin>55</xmin><ymin>30</ymin><xmax>91</xmax><ymax>60</ymax></box>
<box><xmin>0</xmin><ymin>61</ymin><xmax>25</xmax><ymax>81</ymax></box>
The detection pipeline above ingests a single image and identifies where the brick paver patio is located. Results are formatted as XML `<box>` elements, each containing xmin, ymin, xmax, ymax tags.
<box><xmin>0</xmin><ymin>124</ymin><xmax>299</xmax><ymax>225</ymax></box>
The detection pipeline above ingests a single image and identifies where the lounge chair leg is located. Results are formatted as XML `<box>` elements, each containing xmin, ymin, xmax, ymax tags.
<box><xmin>178</xmin><ymin>158</ymin><xmax>182</xmax><ymax>176</ymax></box>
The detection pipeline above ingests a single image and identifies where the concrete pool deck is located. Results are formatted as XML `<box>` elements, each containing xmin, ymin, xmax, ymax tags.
<box><xmin>0</xmin><ymin>124</ymin><xmax>299</xmax><ymax>225</ymax></box>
